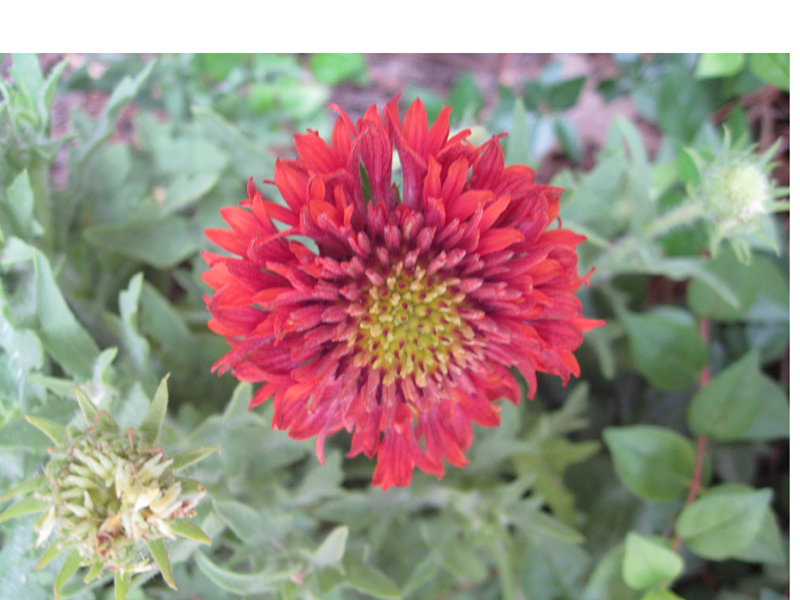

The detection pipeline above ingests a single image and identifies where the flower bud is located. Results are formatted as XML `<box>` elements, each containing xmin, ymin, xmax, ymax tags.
<box><xmin>0</xmin><ymin>376</ymin><xmax>218</xmax><ymax>600</ymax></box>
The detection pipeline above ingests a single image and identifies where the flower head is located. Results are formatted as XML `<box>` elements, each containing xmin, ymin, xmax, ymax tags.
<box><xmin>689</xmin><ymin>129</ymin><xmax>789</xmax><ymax>261</ymax></box>
<box><xmin>204</xmin><ymin>98</ymin><xmax>602</xmax><ymax>489</ymax></box>
<box><xmin>0</xmin><ymin>378</ymin><xmax>217</xmax><ymax>599</ymax></box>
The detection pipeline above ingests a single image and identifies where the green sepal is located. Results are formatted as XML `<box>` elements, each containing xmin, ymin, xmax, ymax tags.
<box><xmin>1</xmin><ymin>476</ymin><xmax>44</xmax><ymax>501</ymax></box>
<box><xmin>0</xmin><ymin>495</ymin><xmax>45</xmax><ymax>525</ymax></box>
<box><xmin>83</xmin><ymin>559</ymin><xmax>104</xmax><ymax>583</ymax></box>
<box><xmin>55</xmin><ymin>550</ymin><xmax>83</xmax><ymax>599</ymax></box>
<box><xmin>176</xmin><ymin>477</ymin><xmax>206</xmax><ymax>494</ymax></box>
<box><xmin>140</xmin><ymin>374</ymin><xmax>170</xmax><ymax>446</ymax></box>
<box><xmin>35</xmin><ymin>540</ymin><xmax>68</xmax><ymax>570</ymax></box>
<box><xmin>24</xmin><ymin>415</ymin><xmax>70</xmax><ymax>446</ymax></box>
<box><xmin>171</xmin><ymin>517</ymin><xmax>212</xmax><ymax>545</ymax></box>
<box><xmin>148</xmin><ymin>538</ymin><xmax>177</xmax><ymax>589</ymax></box>
<box><xmin>114</xmin><ymin>570</ymin><xmax>132</xmax><ymax>600</ymax></box>
<box><xmin>73</xmin><ymin>387</ymin><xmax>98</xmax><ymax>425</ymax></box>
<box><xmin>171</xmin><ymin>445</ymin><xmax>220</xmax><ymax>472</ymax></box>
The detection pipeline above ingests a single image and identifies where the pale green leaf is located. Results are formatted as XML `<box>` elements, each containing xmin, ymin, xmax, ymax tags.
<box><xmin>622</xmin><ymin>533</ymin><xmax>683</xmax><ymax>590</ymax></box>
<box><xmin>24</xmin><ymin>415</ymin><xmax>69</xmax><ymax>446</ymax></box>
<box><xmin>148</xmin><ymin>538</ymin><xmax>176</xmax><ymax>589</ymax></box>
<box><xmin>139</xmin><ymin>374</ymin><xmax>169</xmax><ymax>446</ymax></box>
<box><xmin>171</xmin><ymin>445</ymin><xmax>220</xmax><ymax>472</ymax></box>
<box><xmin>55</xmin><ymin>550</ymin><xmax>82</xmax><ymax>599</ymax></box>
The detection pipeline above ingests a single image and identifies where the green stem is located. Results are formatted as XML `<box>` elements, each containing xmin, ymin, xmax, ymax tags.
<box><xmin>593</xmin><ymin>202</ymin><xmax>704</xmax><ymax>279</ymax></box>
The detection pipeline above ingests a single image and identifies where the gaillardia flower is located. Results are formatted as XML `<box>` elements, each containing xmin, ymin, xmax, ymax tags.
<box><xmin>204</xmin><ymin>98</ymin><xmax>602</xmax><ymax>489</ymax></box>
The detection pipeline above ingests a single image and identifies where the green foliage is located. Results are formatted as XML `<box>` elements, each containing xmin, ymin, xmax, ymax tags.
<box><xmin>603</xmin><ymin>425</ymin><xmax>696</xmax><ymax>502</ymax></box>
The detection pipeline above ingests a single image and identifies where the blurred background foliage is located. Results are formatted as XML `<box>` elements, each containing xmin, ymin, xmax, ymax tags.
<box><xmin>0</xmin><ymin>53</ymin><xmax>789</xmax><ymax>600</ymax></box>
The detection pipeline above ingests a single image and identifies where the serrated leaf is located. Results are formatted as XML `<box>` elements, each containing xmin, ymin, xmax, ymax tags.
<box><xmin>603</xmin><ymin>426</ymin><xmax>696</xmax><ymax>502</ymax></box>
<box><xmin>139</xmin><ymin>374</ymin><xmax>169</xmax><ymax>446</ymax></box>
<box><xmin>312</xmin><ymin>526</ymin><xmax>348</xmax><ymax>568</ymax></box>
<box><xmin>621</xmin><ymin>307</ymin><xmax>707</xmax><ymax>391</ymax></box>
<box><xmin>172</xmin><ymin>517</ymin><xmax>211</xmax><ymax>545</ymax></box>
<box><xmin>55</xmin><ymin>550</ymin><xmax>82</xmax><ymax>599</ymax></box>
<box><xmin>148</xmin><ymin>538</ymin><xmax>176</xmax><ymax>589</ymax></box>
<box><xmin>343</xmin><ymin>559</ymin><xmax>401</xmax><ymax>599</ymax></box>
<box><xmin>0</xmin><ymin>495</ymin><xmax>45</xmax><ymax>525</ymax></box>
<box><xmin>687</xmin><ymin>351</ymin><xmax>784</xmax><ymax>442</ymax></box>
<box><xmin>24</xmin><ymin>415</ymin><xmax>69</xmax><ymax>446</ymax></box>
<box><xmin>171</xmin><ymin>445</ymin><xmax>220</xmax><ymax>472</ymax></box>
<box><xmin>676</xmin><ymin>487</ymin><xmax>772</xmax><ymax>560</ymax></box>
<box><xmin>622</xmin><ymin>533</ymin><xmax>684</xmax><ymax>590</ymax></box>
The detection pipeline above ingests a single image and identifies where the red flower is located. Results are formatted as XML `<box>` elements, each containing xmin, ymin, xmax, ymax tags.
<box><xmin>203</xmin><ymin>98</ymin><xmax>602</xmax><ymax>489</ymax></box>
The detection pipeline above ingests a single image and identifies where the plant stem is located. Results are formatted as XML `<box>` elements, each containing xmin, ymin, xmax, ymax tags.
<box><xmin>672</xmin><ymin>316</ymin><xmax>711</xmax><ymax>552</ymax></box>
<box><xmin>593</xmin><ymin>203</ymin><xmax>704</xmax><ymax>280</ymax></box>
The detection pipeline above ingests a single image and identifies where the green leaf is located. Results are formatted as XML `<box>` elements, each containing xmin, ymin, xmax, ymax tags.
<box><xmin>603</xmin><ymin>426</ymin><xmax>696</xmax><ymax>502</ymax></box>
<box><xmin>343</xmin><ymin>559</ymin><xmax>401</xmax><ymax>599</ymax></box>
<box><xmin>730</xmin><ymin>503</ymin><xmax>786</xmax><ymax>565</ymax></box>
<box><xmin>23</xmin><ymin>415</ymin><xmax>69</xmax><ymax>446</ymax></box>
<box><xmin>1</xmin><ymin>239</ymin><xmax>100</xmax><ymax>379</ymax></box>
<box><xmin>520</xmin><ymin>536</ymin><xmax>589</xmax><ymax>600</ymax></box>
<box><xmin>193</xmin><ymin>551</ymin><xmax>293</xmax><ymax>595</ymax></box>
<box><xmin>309</xmin><ymin>53</ymin><xmax>367</xmax><ymax>86</ymax></box>
<box><xmin>622</xmin><ymin>533</ymin><xmax>684</xmax><ymax>590</ymax></box>
<box><xmin>114</xmin><ymin>570</ymin><xmax>131</xmax><ymax>600</ymax></box>
<box><xmin>687</xmin><ymin>351</ymin><xmax>786</xmax><ymax>442</ymax></box>
<box><xmin>171</xmin><ymin>445</ymin><xmax>220</xmax><ymax>472</ymax></box>
<box><xmin>675</xmin><ymin>487</ymin><xmax>772</xmax><ymax>560</ymax></box>
<box><xmin>621</xmin><ymin>306</ymin><xmax>707</xmax><ymax>391</ymax></box>
<box><xmin>55</xmin><ymin>550</ymin><xmax>82</xmax><ymax>599</ymax></box>
<box><xmin>582</xmin><ymin>544</ymin><xmax>639</xmax><ymax>600</ymax></box>
<box><xmin>3</xmin><ymin>170</ymin><xmax>36</xmax><ymax>240</ymax></box>
<box><xmin>171</xmin><ymin>517</ymin><xmax>212</xmax><ymax>545</ymax></box>
<box><xmin>695</xmin><ymin>53</ymin><xmax>746</xmax><ymax>79</ymax></box>
<box><xmin>547</xmin><ymin>76</ymin><xmax>586</xmax><ymax>110</ymax></box>
<box><xmin>748</xmin><ymin>53</ymin><xmax>789</xmax><ymax>91</ymax></box>
<box><xmin>0</xmin><ymin>495</ymin><xmax>45</xmax><ymax>525</ymax></box>
<box><xmin>35</xmin><ymin>540</ymin><xmax>66</xmax><ymax>570</ymax></box>
<box><xmin>448</xmin><ymin>73</ymin><xmax>484</xmax><ymax>122</ymax></box>
<box><xmin>312</xmin><ymin>526</ymin><xmax>348</xmax><ymax>568</ymax></box>
<box><xmin>83</xmin><ymin>215</ymin><xmax>201</xmax><ymax>270</ymax></box>
<box><xmin>11</xmin><ymin>54</ymin><xmax>44</xmax><ymax>99</ymax></box>
<box><xmin>148</xmin><ymin>539</ymin><xmax>176</xmax><ymax>590</ymax></box>
<box><xmin>73</xmin><ymin>387</ymin><xmax>98</xmax><ymax>426</ymax></box>
<box><xmin>640</xmin><ymin>590</ymin><xmax>687</xmax><ymax>600</ymax></box>
<box><xmin>506</xmin><ymin>97</ymin><xmax>531</xmax><ymax>166</ymax></box>
<box><xmin>554</xmin><ymin>116</ymin><xmax>583</xmax><ymax>162</ymax></box>
<box><xmin>687</xmin><ymin>248</ymin><xmax>788</xmax><ymax>323</ymax></box>
<box><xmin>82</xmin><ymin>560</ymin><xmax>103</xmax><ymax>583</ymax></box>
<box><xmin>1</xmin><ymin>476</ymin><xmax>44</xmax><ymax>501</ymax></box>
<box><xmin>139</xmin><ymin>374</ymin><xmax>169</xmax><ymax>446</ymax></box>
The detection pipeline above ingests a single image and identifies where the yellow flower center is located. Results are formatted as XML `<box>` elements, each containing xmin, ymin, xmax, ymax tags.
<box><xmin>353</xmin><ymin>263</ymin><xmax>472</xmax><ymax>387</ymax></box>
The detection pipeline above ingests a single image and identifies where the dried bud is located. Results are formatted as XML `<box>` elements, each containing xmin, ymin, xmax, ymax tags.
<box><xmin>0</xmin><ymin>376</ymin><xmax>218</xmax><ymax>599</ymax></box>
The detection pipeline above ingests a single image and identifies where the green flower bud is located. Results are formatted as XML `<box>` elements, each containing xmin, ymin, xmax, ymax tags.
<box><xmin>0</xmin><ymin>376</ymin><xmax>219</xmax><ymax>599</ymax></box>
<box><xmin>688</xmin><ymin>130</ymin><xmax>789</xmax><ymax>261</ymax></box>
